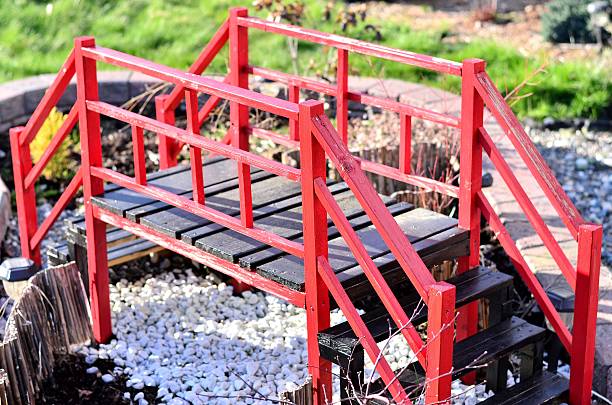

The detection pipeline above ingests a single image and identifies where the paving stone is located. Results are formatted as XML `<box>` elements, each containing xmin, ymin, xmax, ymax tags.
<box><xmin>366</xmin><ymin>78</ymin><xmax>425</xmax><ymax>101</ymax></box>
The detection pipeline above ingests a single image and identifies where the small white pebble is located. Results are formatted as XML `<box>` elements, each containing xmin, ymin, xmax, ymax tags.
<box><xmin>86</xmin><ymin>367</ymin><xmax>99</xmax><ymax>374</ymax></box>
<box><xmin>101</xmin><ymin>374</ymin><xmax>114</xmax><ymax>383</ymax></box>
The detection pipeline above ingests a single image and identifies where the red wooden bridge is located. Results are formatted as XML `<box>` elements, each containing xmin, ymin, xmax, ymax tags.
<box><xmin>10</xmin><ymin>7</ymin><xmax>602</xmax><ymax>404</ymax></box>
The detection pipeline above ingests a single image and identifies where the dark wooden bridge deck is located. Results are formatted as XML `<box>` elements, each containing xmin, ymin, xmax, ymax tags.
<box><xmin>56</xmin><ymin>157</ymin><xmax>470</xmax><ymax>296</ymax></box>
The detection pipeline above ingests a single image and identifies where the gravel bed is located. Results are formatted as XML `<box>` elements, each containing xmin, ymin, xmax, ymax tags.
<box><xmin>71</xmin><ymin>266</ymin><xmax>509</xmax><ymax>404</ymax></box>
<box><xmin>527</xmin><ymin>126</ymin><xmax>611</xmax><ymax>266</ymax></box>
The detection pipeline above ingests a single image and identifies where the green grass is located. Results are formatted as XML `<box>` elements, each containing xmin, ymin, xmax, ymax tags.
<box><xmin>0</xmin><ymin>0</ymin><xmax>609</xmax><ymax>120</ymax></box>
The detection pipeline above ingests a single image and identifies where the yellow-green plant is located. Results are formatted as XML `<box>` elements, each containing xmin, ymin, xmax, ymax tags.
<box><xmin>30</xmin><ymin>107</ymin><xmax>76</xmax><ymax>181</ymax></box>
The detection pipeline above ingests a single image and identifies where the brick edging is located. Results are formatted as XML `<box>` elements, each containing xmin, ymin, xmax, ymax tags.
<box><xmin>0</xmin><ymin>71</ymin><xmax>161</xmax><ymax>133</ymax></box>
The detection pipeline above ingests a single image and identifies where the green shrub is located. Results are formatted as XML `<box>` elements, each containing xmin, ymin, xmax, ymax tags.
<box><xmin>542</xmin><ymin>0</ymin><xmax>595</xmax><ymax>43</ymax></box>
<box><xmin>30</xmin><ymin>107</ymin><xmax>77</xmax><ymax>182</ymax></box>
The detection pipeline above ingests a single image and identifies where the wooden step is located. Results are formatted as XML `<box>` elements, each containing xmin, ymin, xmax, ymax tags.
<box><xmin>480</xmin><ymin>371</ymin><xmax>568</xmax><ymax>405</ymax></box>
<box><xmin>255</xmin><ymin>208</ymin><xmax>469</xmax><ymax>292</ymax></box>
<box><xmin>365</xmin><ymin>317</ymin><xmax>546</xmax><ymax>394</ymax></box>
<box><xmin>318</xmin><ymin>267</ymin><xmax>513</xmax><ymax>365</ymax></box>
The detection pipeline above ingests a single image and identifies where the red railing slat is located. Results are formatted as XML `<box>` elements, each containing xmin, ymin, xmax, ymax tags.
<box><xmin>479</xmin><ymin>127</ymin><xmax>577</xmax><ymax>289</ymax></box>
<box><xmin>164</xmin><ymin>19</ymin><xmax>230</xmax><ymax>111</ymax></box>
<box><xmin>94</xmin><ymin>205</ymin><xmax>306</xmax><ymax>307</ymax></box>
<box><xmin>91</xmin><ymin>166</ymin><xmax>305</xmax><ymax>258</ymax></box>
<box><xmin>357</xmin><ymin>157</ymin><xmax>459</xmax><ymax>197</ymax></box>
<box><xmin>317</xmin><ymin>256</ymin><xmax>412</xmax><ymax>404</ymax></box>
<box><xmin>86</xmin><ymin>101</ymin><xmax>301</xmax><ymax>182</ymax></box>
<box><xmin>81</xmin><ymin>46</ymin><xmax>299</xmax><ymax>120</ymax></box>
<box><xmin>239</xmin><ymin>16</ymin><xmax>462</xmax><ymax>75</ymax></box>
<box><xmin>477</xmin><ymin>191</ymin><xmax>573</xmax><ymax>350</ymax></box>
<box><xmin>30</xmin><ymin>168</ymin><xmax>83</xmax><ymax>250</ymax></box>
<box><xmin>249</xmin><ymin>65</ymin><xmax>461</xmax><ymax>128</ymax></box>
<box><xmin>25</xmin><ymin>105</ymin><xmax>79</xmax><ymax>189</ymax></box>
<box><xmin>314</xmin><ymin>177</ymin><xmax>426</xmax><ymax>364</ymax></box>
<box><xmin>251</xmin><ymin>127</ymin><xmax>298</xmax><ymax>148</ymax></box>
<box><xmin>21</xmin><ymin>49</ymin><xmax>76</xmax><ymax>146</ymax></box>
<box><xmin>131</xmin><ymin>125</ymin><xmax>147</xmax><ymax>186</ymax></box>
<box><xmin>197</xmin><ymin>76</ymin><xmax>230</xmax><ymax>126</ymax></box>
<box><xmin>309</xmin><ymin>111</ymin><xmax>437</xmax><ymax>300</ymax></box>
<box><xmin>474</xmin><ymin>71</ymin><xmax>584</xmax><ymax>239</ymax></box>
<box><xmin>186</xmin><ymin>89</ymin><xmax>205</xmax><ymax>205</ymax></box>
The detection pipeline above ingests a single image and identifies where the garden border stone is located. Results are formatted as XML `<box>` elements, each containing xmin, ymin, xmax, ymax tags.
<box><xmin>0</xmin><ymin>71</ymin><xmax>610</xmax><ymax>396</ymax></box>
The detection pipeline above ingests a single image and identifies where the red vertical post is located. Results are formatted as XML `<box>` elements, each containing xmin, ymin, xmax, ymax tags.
<box><xmin>336</xmin><ymin>48</ymin><xmax>349</xmax><ymax>145</ymax></box>
<box><xmin>75</xmin><ymin>36</ymin><xmax>112</xmax><ymax>343</ymax></box>
<box><xmin>155</xmin><ymin>95</ymin><xmax>178</xmax><ymax>169</ymax></box>
<box><xmin>289</xmin><ymin>82</ymin><xmax>300</xmax><ymax>141</ymax></box>
<box><xmin>569</xmin><ymin>223</ymin><xmax>602</xmax><ymax>405</ymax></box>
<box><xmin>9</xmin><ymin>127</ymin><xmax>41</xmax><ymax>265</ymax></box>
<box><xmin>457</xmin><ymin>59</ymin><xmax>485</xmax><ymax>367</ymax></box>
<box><xmin>131</xmin><ymin>125</ymin><xmax>147</xmax><ymax>185</ymax></box>
<box><xmin>300</xmin><ymin>100</ymin><xmax>332</xmax><ymax>404</ymax></box>
<box><xmin>425</xmin><ymin>282</ymin><xmax>456</xmax><ymax>404</ymax></box>
<box><xmin>229</xmin><ymin>7</ymin><xmax>253</xmax><ymax>227</ymax></box>
<box><xmin>399</xmin><ymin>113</ymin><xmax>412</xmax><ymax>174</ymax></box>
<box><xmin>185</xmin><ymin>89</ymin><xmax>205</xmax><ymax>205</ymax></box>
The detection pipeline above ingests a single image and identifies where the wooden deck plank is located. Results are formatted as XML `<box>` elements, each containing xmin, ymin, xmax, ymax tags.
<box><xmin>237</xmin><ymin>201</ymin><xmax>410</xmax><ymax>271</ymax></box>
<box><xmin>66</xmin><ymin>162</ymin><xmax>205</xmax><ymax>234</ymax></box>
<box><xmin>137</xmin><ymin>175</ymin><xmax>303</xmax><ymax>238</ymax></box>
<box><xmin>91</xmin><ymin>157</ymin><xmax>251</xmax><ymax>217</ymax></box>
<box><xmin>124</xmin><ymin>169</ymin><xmax>272</xmax><ymax>222</ymax></box>
<box><xmin>181</xmin><ymin>182</ymin><xmax>350</xmax><ymax>245</ymax></box>
<box><xmin>193</xmin><ymin>189</ymin><xmax>389</xmax><ymax>263</ymax></box>
<box><xmin>256</xmin><ymin>208</ymin><xmax>460</xmax><ymax>291</ymax></box>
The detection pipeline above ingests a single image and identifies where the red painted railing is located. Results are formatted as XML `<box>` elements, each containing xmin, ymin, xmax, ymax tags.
<box><xmin>10</xmin><ymin>7</ymin><xmax>602</xmax><ymax>404</ymax></box>
<box><xmin>9</xmin><ymin>51</ymin><xmax>81</xmax><ymax>266</ymax></box>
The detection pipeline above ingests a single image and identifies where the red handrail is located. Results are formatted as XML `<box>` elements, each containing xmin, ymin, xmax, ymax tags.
<box><xmin>477</xmin><ymin>191</ymin><xmax>573</xmax><ymax>349</ymax></box>
<box><xmin>9</xmin><ymin>48</ymin><xmax>80</xmax><ymax>265</ymax></box>
<box><xmin>24</xmin><ymin>106</ymin><xmax>79</xmax><ymax>189</ymax></box>
<box><xmin>317</xmin><ymin>256</ymin><xmax>412</xmax><ymax>403</ymax></box>
<box><xmin>81</xmin><ymin>46</ymin><xmax>299</xmax><ymax>120</ymax></box>
<box><xmin>309</xmin><ymin>111</ymin><xmax>438</xmax><ymax>298</ymax></box>
<box><xmin>163</xmin><ymin>18</ymin><xmax>230</xmax><ymax>112</ymax></box>
<box><xmin>314</xmin><ymin>177</ymin><xmax>426</xmax><ymax>362</ymax></box>
<box><xmin>20</xmin><ymin>50</ymin><xmax>76</xmax><ymax>146</ymax></box>
<box><xmin>479</xmin><ymin>127</ymin><xmax>576</xmax><ymax>289</ymax></box>
<box><xmin>248</xmin><ymin>65</ymin><xmax>461</xmax><ymax>127</ymax></box>
<box><xmin>237</xmin><ymin>16</ymin><xmax>462</xmax><ymax>75</ymax></box>
<box><xmin>301</xmin><ymin>100</ymin><xmax>455</xmax><ymax>401</ymax></box>
<box><xmin>472</xmin><ymin>69</ymin><xmax>602</xmax><ymax>405</ymax></box>
<box><xmin>87</xmin><ymin>101</ymin><xmax>301</xmax><ymax>181</ymax></box>
<box><xmin>474</xmin><ymin>70</ymin><xmax>585</xmax><ymax>239</ymax></box>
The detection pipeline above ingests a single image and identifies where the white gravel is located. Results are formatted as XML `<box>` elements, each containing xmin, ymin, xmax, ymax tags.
<box><xmin>74</xmin><ymin>268</ymin><xmax>507</xmax><ymax>404</ymax></box>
